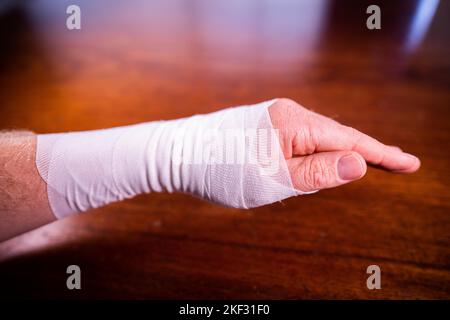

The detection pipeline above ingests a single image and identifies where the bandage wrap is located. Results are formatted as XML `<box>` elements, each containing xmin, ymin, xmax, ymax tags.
<box><xmin>36</xmin><ymin>99</ymin><xmax>302</xmax><ymax>219</ymax></box>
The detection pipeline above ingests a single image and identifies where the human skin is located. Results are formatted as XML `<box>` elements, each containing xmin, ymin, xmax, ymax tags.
<box><xmin>269</xmin><ymin>98</ymin><xmax>419</xmax><ymax>192</ymax></box>
<box><xmin>0</xmin><ymin>131</ymin><xmax>55</xmax><ymax>241</ymax></box>
<box><xmin>0</xmin><ymin>98</ymin><xmax>420</xmax><ymax>241</ymax></box>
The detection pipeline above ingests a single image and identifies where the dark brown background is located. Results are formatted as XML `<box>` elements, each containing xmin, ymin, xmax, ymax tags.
<box><xmin>0</xmin><ymin>0</ymin><xmax>449</xmax><ymax>299</ymax></box>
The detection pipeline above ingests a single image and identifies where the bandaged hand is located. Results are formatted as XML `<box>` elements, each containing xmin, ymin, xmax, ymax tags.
<box><xmin>269</xmin><ymin>98</ymin><xmax>420</xmax><ymax>191</ymax></box>
<box><xmin>36</xmin><ymin>98</ymin><xmax>420</xmax><ymax>219</ymax></box>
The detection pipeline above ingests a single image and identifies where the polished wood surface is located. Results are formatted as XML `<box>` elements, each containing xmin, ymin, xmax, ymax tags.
<box><xmin>0</xmin><ymin>0</ymin><xmax>449</xmax><ymax>299</ymax></box>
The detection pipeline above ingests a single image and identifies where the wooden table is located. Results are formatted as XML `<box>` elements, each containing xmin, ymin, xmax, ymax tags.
<box><xmin>0</xmin><ymin>0</ymin><xmax>448</xmax><ymax>299</ymax></box>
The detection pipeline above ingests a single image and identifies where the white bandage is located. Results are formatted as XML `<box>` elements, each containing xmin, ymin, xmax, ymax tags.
<box><xmin>36</xmin><ymin>99</ymin><xmax>304</xmax><ymax>219</ymax></box>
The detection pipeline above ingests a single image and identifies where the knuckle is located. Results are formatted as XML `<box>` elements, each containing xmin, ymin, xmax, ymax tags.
<box><xmin>277</xmin><ymin>97</ymin><xmax>299</xmax><ymax>108</ymax></box>
<box><xmin>274</xmin><ymin>98</ymin><xmax>304</xmax><ymax>116</ymax></box>
<box><xmin>344</xmin><ymin>126</ymin><xmax>361</xmax><ymax>149</ymax></box>
<box><xmin>374</xmin><ymin>145</ymin><xmax>387</xmax><ymax>165</ymax></box>
<box><xmin>294</xmin><ymin>126</ymin><xmax>316</xmax><ymax>155</ymax></box>
<box><xmin>302</xmin><ymin>157</ymin><xmax>331</xmax><ymax>190</ymax></box>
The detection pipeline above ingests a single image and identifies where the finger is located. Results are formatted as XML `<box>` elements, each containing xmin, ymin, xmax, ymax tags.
<box><xmin>388</xmin><ymin>145</ymin><xmax>402</xmax><ymax>152</ymax></box>
<box><xmin>287</xmin><ymin>151</ymin><xmax>367</xmax><ymax>192</ymax></box>
<box><xmin>302</xmin><ymin>113</ymin><xmax>420</xmax><ymax>173</ymax></box>
<box><xmin>338</xmin><ymin>125</ymin><xmax>421</xmax><ymax>173</ymax></box>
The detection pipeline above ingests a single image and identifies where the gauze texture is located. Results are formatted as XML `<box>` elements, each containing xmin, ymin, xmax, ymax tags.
<box><xmin>36</xmin><ymin>99</ymin><xmax>303</xmax><ymax>219</ymax></box>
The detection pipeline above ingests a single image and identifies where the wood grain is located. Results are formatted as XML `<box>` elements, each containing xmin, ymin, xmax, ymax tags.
<box><xmin>0</xmin><ymin>0</ymin><xmax>449</xmax><ymax>299</ymax></box>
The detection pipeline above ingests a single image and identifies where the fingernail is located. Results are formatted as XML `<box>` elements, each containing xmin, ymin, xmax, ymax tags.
<box><xmin>400</xmin><ymin>153</ymin><xmax>419</xmax><ymax>165</ymax></box>
<box><xmin>338</xmin><ymin>154</ymin><xmax>364</xmax><ymax>181</ymax></box>
<box><xmin>404</xmin><ymin>153</ymin><xmax>421</xmax><ymax>170</ymax></box>
<box><xmin>404</xmin><ymin>153</ymin><xmax>419</xmax><ymax>161</ymax></box>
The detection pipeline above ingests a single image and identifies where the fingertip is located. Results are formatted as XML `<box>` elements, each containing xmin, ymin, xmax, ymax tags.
<box><xmin>350</xmin><ymin>151</ymin><xmax>368</xmax><ymax>178</ymax></box>
<box><xmin>394</xmin><ymin>153</ymin><xmax>421</xmax><ymax>173</ymax></box>
<box><xmin>337</xmin><ymin>151</ymin><xmax>367</xmax><ymax>181</ymax></box>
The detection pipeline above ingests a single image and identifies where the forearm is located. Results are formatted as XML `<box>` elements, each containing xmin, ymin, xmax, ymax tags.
<box><xmin>0</xmin><ymin>131</ymin><xmax>55</xmax><ymax>241</ymax></box>
<box><xmin>34</xmin><ymin>99</ymin><xmax>294</xmax><ymax>218</ymax></box>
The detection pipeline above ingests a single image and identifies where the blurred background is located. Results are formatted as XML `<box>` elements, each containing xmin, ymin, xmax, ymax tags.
<box><xmin>0</xmin><ymin>0</ymin><xmax>449</xmax><ymax>299</ymax></box>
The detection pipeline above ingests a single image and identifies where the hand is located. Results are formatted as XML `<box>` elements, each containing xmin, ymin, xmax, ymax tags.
<box><xmin>269</xmin><ymin>98</ymin><xmax>420</xmax><ymax>192</ymax></box>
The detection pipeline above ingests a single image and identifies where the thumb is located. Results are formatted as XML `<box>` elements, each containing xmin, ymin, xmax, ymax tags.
<box><xmin>287</xmin><ymin>151</ymin><xmax>367</xmax><ymax>192</ymax></box>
